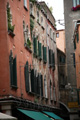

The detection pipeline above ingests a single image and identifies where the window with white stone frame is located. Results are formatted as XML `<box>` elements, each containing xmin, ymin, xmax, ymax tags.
<box><xmin>73</xmin><ymin>0</ymin><xmax>80</xmax><ymax>7</ymax></box>
<box><xmin>24</xmin><ymin>0</ymin><xmax>27</xmax><ymax>9</ymax></box>
<box><xmin>44</xmin><ymin>76</ymin><xmax>48</xmax><ymax>98</ymax></box>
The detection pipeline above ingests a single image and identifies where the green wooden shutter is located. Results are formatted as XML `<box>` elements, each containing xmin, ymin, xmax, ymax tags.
<box><xmin>38</xmin><ymin>42</ymin><xmax>42</xmax><ymax>59</ymax></box>
<box><xmin>33</xmin><ymin>37</ymin><xmax>36</xmax><ymax>54</ymax></box>
<box><xmin>34</xmin><ymin>71</ymin><xmax>37</xmax><ymax>94</ymax></box>
<box><xmin>52</xmin><ymin>52</ymin><xmax>55</xmax><ymax>70</ymax></box>
<box><xmin>49</xmin><ymin>49</ymin><xmax>51</xmax><ymax>66</ymax></box>
<box><xmin>43</xmin><ymin>46</ymin><xmax>44</xmax><ymax>61</ymax></box>
<box><xmin>13</xmin><ymin>57</ymin><xmax>17</xmax><ymax>87</ymax></box>
<box><xmin>25</xmin><ymin>61</ymin><xmax>29</xmax><ymax>92</ymax></box>
<box><xmin>41</xmin><ymin>75</ymin><xmax>43</xmax><ymax>97</ymax></box>
<box><xmin>10</xmin><ymin>57</ymin><xmax>13</xmax><ymax>86</ymax></box>
<box><xmin>43</xmin><ymin>46</ymin><xmax>47</xmax><ymax>63</ymax></box>
<box><xmin>37</xmin><ymin>74</ymin><xmax>40</xmax><ymax>95</ymax></box>
<box><xmin>33</xmin><ymin>37</ymin><xmax>38</xmax><ymax>56</ymax></box>
<box><xmin>35</xmin><ymin>37</ymin><xmax>37</xmax><ymax>55</ymax></box>
<box><xmin>51</xmin><ymin>50</ymin><xmax>52</xmax><ymax>67</ymax></box>
<box><xmin>74</xmin><ymin>40</ymin><xmax>76</xmax><ymax>50</ymax></box>
<box><xmin>31</xmin><ymin>69</ymin><xmax>34</xmax><ymax>93</ymax></box>
<box><xmin>73</xmin><ymin>53</ymin><xmax>76</xmax><ymax>67</ymax></box>
<box><xmin>77</xmin><ymin>32</ymin><xmax>79</xmax><ymax>42</ymax></box>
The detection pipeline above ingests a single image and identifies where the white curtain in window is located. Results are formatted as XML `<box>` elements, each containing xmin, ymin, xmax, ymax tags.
<box><xmin>44</xmin><ymin>78</ymin><xmax>47</xmax><ymax>98</ymax></box>
<box><xmin>73</xmin><ymin>0</ymin><xmax>76</xmax><ymax>7</ymax></box>
<box><xmin>77</xmin><ymin>0</ymin><xmax>80</xmax><ymax>5</ymax></box>
<box><xmin>24</xmin><ymin>0</ymin><xmax>27</xmax><ymax>8</ymax></box>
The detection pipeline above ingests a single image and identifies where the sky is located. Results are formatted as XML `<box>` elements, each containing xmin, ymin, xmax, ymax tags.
<box><xmin>38</xmin><ymin>0</ymin><xmax>64</xmax><ymax>30</ymax></box>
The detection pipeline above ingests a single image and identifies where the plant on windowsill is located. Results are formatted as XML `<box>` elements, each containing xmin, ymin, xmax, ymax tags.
<box><xmin>30</xmin><ymin>0</ymin><xmax>36</xmax><ymax>4</ymax></box>
<box><xmin>30</xmin><ymin>18</ymin><xmax>34</xmax><ymax>38</ymax></box>
<box><xmin>24</xmin><ymin>38</ymin><xmax>32</xmax><ymax>53</ymax></box>
<box><xmin>72</xmin><ymin>5</ymin><xmax>80</xmax><ymax>11</ymax></box>
<box><xmin>7</xmin><ymin>5</ymin><xmax>15</xmax><ymax>37</ymax></box>
<box><xmin>37</xmin><ymin>19</ymin><xmax>40</xmax><ymax>25</ymax></box>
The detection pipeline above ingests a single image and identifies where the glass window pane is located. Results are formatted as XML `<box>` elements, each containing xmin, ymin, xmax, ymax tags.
<box><xmin>77</xmin><ymin>0</ymin><xmax>80</xmax><ymax>5</ymax></box>
<box><xmin>73</xmin><ymin>0</ymin><xmax>76</xmax><ymax>7</ymax></box>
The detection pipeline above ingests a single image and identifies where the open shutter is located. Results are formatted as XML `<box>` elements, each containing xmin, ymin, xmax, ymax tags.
<box><xmin>34</xmin><ymin>71</ymin><xmax>37</xmax><ymax>94</ymax></box>
<box><xmin>25</xmin><ymin>61</ymin><xmax>29</xmax><ymax>92</ymax></box>
<box><xmin>49</xmin><ymin>49</ymin><xmax>51</xmax><ymax>66</ymax></box>
<box><xmin>33</xmin><ymin>37</ymin><xmax>36</xmax><ymax>54</ymax></box>
<box><xmin>77</xmin><ymin>32</ymin><xmax>79</xmax><ymax>42</ymax></box>
<box><xmin>10</xmin><ymin>56</ymin><xmax>13</xmax><ymax>86</ymax></box>
<box><xmin>13</xmin><ymin>57</ymin><xmax>17</xmax><ymax>87</ymax></box>
<box><xmin>31</xmin><ymin>69</ymin><xmax>34</xmax><ymax>93</ymax></box>
<box><xmin>52</xmin><ymin>52</ymin><xmax>55</xmax><ymax>70</ymax></box>
<box><xmin>37</xmin><ymin>74</ymin><xmax>40</xmax><ymax>95</ymax></box>
<box><xmin>35</xmin><ymin>37</ymin><xmax>37</xmax><ymax>56</ymax></box>
<box><xmin>41</xmin><ymin>75</ymin><xmax>43</xmax><ymax>97</ymax></box>
<box><xmin>73</xmin><ymin>53</ymin><xmax>76</xmax><ymax>67</ymax></box>
<box><xmin>74</xmin><ymin>40</ymin><xmax>76</xmax><ymax>50</ymax></box>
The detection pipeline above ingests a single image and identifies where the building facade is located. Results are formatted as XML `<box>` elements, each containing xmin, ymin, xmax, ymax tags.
<box><xmin>0</xmin><ymin>0</ymin><xmax>61</xmax><ymax>119</ymax></box>
<box><xmin>64</xmin><ymin>0</ymin><xmax>78</xmax><ymax>89</ymax></box>
<box><xmin>56</xmin><ymin>30</ymin><xmax>66</xmax><ymax>53</ymax></box>
<box><xmin>64</xmin><ymin>0</ymin><xmax>80</xmax><ymax>119</ymax></box>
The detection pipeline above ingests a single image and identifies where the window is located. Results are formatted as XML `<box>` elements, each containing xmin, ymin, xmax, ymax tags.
<box><xmin>73</xmin><ymin>0</ymin><xmax>80</xmax><ymax>7</ymax></box>
<box><xmin>24</xmin><ymin>0</ymin><xmax>27</xmax><ymax>9</ymax></box>
<box><xmin>41</xmin><ymin>16</ymin><xmax>43</xmax><ymax>26</ymax></box>
<box><xmin>37</xmin><ymin>11</ymin><xmax>39</xmax><ymax>23</ymax></box>
<box><xmin>7</xmin><ymin>3</ymin><xmax>15</xmax><ymax>36</ymax></box>
<box><xmin>33</xmin><ymin>36</ymin><xmax>38</xmax><ymax>56</ymax></box>
<box><xmin>9</xmin><ymin>51</ymin><xmax>17</xmax><ymax>88</ymax></box>
<box><xmin>73</xmin><ymin>53</ymin><xmax>76</xmax><ymax>67</ymax></box>
<box><xmin>50</xmin><ymin>80</ymin><xmax>52</xmax><ymax>100</ymax></box>
<box><xmin>44</xmin><ymin>76</ymin><xmax>47</xmax><ymax>98</ymax></box>
<box><xmin>47</xmin><ymin>24</ymin><xmax>48</xmax><ymax>34</ymax></box>
<box><xmin>38</xmin><ymin>41</ymin><xmax>42</xmax><ymax>60</ymax></box>
<box><xmin>30</xmin><ymin>3</ymin><xmax>33</xmax><ymax>14</ymax></box>
<box><xmin>56</xmin><ymin>33</ymin><xmax>59</xmax><ymax>38</ymax></box>
<box><xmin>30</xmin><ymin>3</ymin><xmax>34</xmax><ymax>16</ymax></box>
<box><xmin>50</xmin><ymin>28</ymin><xmax>52</xmax><ymax>38</ymax></box>
<box><xmin>53</xmin><ymin>32</ymin><xmax>55</xmax><ymax>41</ymax></box>
<box><xmin>43</xmin><ymin>46</ymin><xmax>47</xmax><ymax>63</ymax></box>
<box><xmin>23</xmin><ymin>21</ymin><xmax>29</xmax><ymax>44</ymax></box>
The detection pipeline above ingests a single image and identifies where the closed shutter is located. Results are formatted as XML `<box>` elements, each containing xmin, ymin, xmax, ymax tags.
<box><xmin>43</xmin><ymin>46</ymin><xmax>47</xmax><ymax>63</ymax></box>
<box><xmin>25</xmin><ymin>61</ymin><xmax>29</xmax><ymax>92</ymax></box>
<box><xmin>33</xmin><ymin>37</ymin><xmax>37</xmax><ymax>56</ymax></box>
<box><xmin>41</xmin><ymin>75</ymin><xmax>43</xmax><ymax>97</ymax></box>
<box><xmin>38</xmin><ymin>42</ymin><xmax>42</xmax><ymax>59</ymax></box>
<box><xmin>31</xmin><ymin>69</ymin><xmax>34</xmax><ymax>92</ymax></box>
<box><xmin>24</xmin><ymin>0</ymin><xmax>27</xmax><ymax>8</ymax></box>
